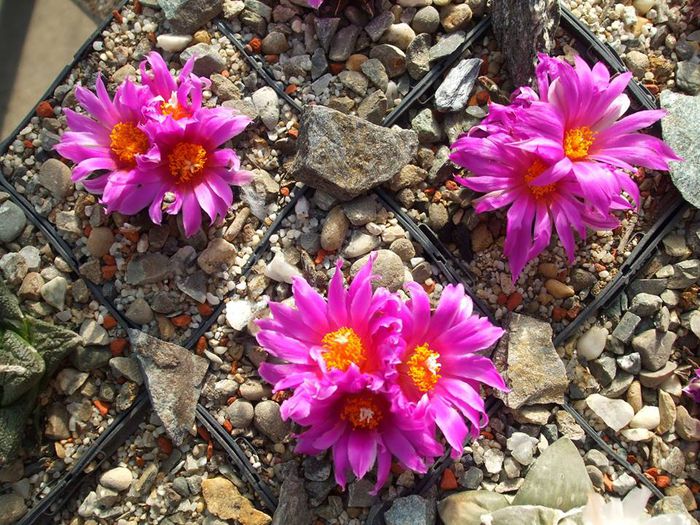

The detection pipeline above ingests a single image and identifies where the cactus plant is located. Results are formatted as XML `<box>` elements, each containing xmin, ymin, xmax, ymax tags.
<box><xmin>0</xmin><ymin>280</ymin><xmax>83</xmax><ymax>463</ymax></box>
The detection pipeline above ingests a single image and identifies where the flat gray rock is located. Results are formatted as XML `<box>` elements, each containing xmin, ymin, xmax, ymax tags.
<box><xmin>661</xmin><ymin>90</ymin><xmax>700</xmax><ymax>208</ymax></box>
<box><xmin>290</xmin><ymin>106</ymin><xmax>418</xmax><ymax>200</ymax></box>
<box><xmin>512</xmin><ymin>437</ymin><xmax>592</xmax><ymax>511</ymax></box>
<box><xmin>494</xmin><ymin>313</ymin><xmax>568</xmax><ymax>409</ymax></box>
<box><xmin>435</xmin><ymin>58</ymin><xmax>482</xmax><ymax>112</ymax></box>
<box><xmin>159</xmin><ymin>0</ymin><xmax>223</xmax><ymax>33</ymax></box>
<box><xmin>129</xmin><ymin>329</ymin><xmax>209</xmax><ymax>445</ymax></box>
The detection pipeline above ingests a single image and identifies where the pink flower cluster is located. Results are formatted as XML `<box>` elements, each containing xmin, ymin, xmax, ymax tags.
<box><xmin>255</xmin><ymin>254</ymin><xmax>507</xmax><ymax>492</ymax></box>
<box><xmin>450</xmin><ymin>54</ymin><xmax>681</xmax><ymax>281</ymax></box>
<box><xmin>685</xmin><ymin>369</ymin><xmax>700</xmax><ymax>403</ymax></box>
<box><xmin>56</xmin><ymin>52</ymin><xmax>252</xmax><ymax>237</ymax></box>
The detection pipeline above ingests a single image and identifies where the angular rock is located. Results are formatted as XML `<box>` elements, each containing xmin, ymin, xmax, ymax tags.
<box><xmin>434</xmin><ymin>58</ymin><xmax>482</xmax><ymax>112</ymax></box>
<box><xmin>179</xmin><ymin>43</ymin><xmax>226</xmax><ymax>76</ymax></box>
<box><xmin>160</xmin><ymin>0</ymin><xmax>223</xmax><ymax>33</ymax></box>
<box><xmin>126</xmin><ymin>254</ymin><xmax>172</xmax><ymax>285</ymax></box>
<box><xmin>631</xmin><ymin>329</ymin><xmax>676</xmax><ymax>371</ymax></box>
<box><xmin>369</xmin><ymin>44</ymin><xmax>407</xmax><ymax>78</ymax></box>
<box><xmin>198</xmin><ymin>238</ymin><xmax>237</xmax><ymax>274</ymax></box>
<box><xmin>202</xmin><ymin>476</ymin><xmax>271</xmax><ymax>524</ymax></box>
<box><xmin>661</xmin><ymin>90</ymin><xmax>700</xmax><ymax>207</ymax></box>
<box><xmin>491</xmin><ymin>0</ymin><xmax>560</xmax><ymax>86</ymax></box>
<box><xmin>0</xmin><ymin>201</ymin><xmax>27</xmax><ymax>244</ymax></box>
<box><xmin>386</xmin><ymin>495</ymin><xmax>435</xmax><ymax>525</ymax></box>
<box><xmin>129</xmin><ymin>329</ymin><xmax>209</xmax><ymax>445</ymax></box>
<box><xmin>512</xmin><ymin>437</ymin><xmax>592</xmax><ymax>511</ymax></box>
<box><xmin>495</xmin><ymin>314</ymin><xmax>568</xmax><ymax>409</ymax></box>
<box><xmin>38</xmin><ymin>158</ymin><xmax>73</xmax><ymax>198</ymax></box>
<box><xmin>272</xmin><ymin>469</ymin><xmax>312</xmax><ymax>525</ymax></box>
<box><xmin>350</xmin><ymin>250</ymin><xmax>405</xmax><ymax>291</ymax></box>
<box><xmin>406</xmin><ymin>32</ymin><xmax>431</xmax><ymax>80</ymax></box>
<box><xmin>290</xmin><ymin>106</ymin><xmax>417</xmax><ymax>201</ymax></box>
<box><xmin>586</xmin><ymin>394</ymin><xmax>634</xmax><ymax>431</ymax></box>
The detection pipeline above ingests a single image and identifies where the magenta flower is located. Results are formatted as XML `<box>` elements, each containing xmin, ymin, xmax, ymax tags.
<box><xmin>392</xmin><ymin>282</ymin><xmax>507</xmax><ymax>457</ymax></box>
<box><xmin>516</xmin><ymin>54</ymin><xmax>681</xmax><ymax>208</ymax></box>
<box><xmin>451</xmin><ymin>134</ymin><xmax>638</xmax><ymax>279</ymax></box>
<box><xmin>307</xmin><ymin>0</ymin><xmax>324</xmax><ymax>7</ymax></box>
<box><xmin>102</xmin><ymin>106</ymin><xmax>252</xmax><ymax>236</ymax></box>
<box><xmin>684</xmin><ymin>369</ymin><xmax>700</xmax><ymax>403</ymax></box>
<box><xmin>291</xmin><ymin>368</ymin><xmax>442</xmax><ymax>492</ymax></box>
<box><xmin>54</xmin><ymin>76</ymin><xmax>152</xmax><ymax>194</ymax></box>
<box><xmin>140</xmin><ymin>51</ymin><xmax>208</xmax><ymax>124</ymax></box>
<box><xmin>257</xmin><ymin>256</ymin><xmax>403</xmax><ymax>408</ymax></box>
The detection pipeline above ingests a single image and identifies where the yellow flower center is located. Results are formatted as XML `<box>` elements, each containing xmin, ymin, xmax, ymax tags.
<box><xmin>168</xmin><ymin>142</ymin><xmax>208</xmax><ymax>184</ymax></box>
<box><xmin>341</xmin><ymin>393</ymin><xmax>383</xmax><ymax>430</ymax></box>
<box><xmin>524</xmin><ymin>159</ymin><xmax>557</xmax><ymax>201</ymax></box>
<box><xmin>564</xmin><ymin>126</ymin><xmax>596</xmax><ymax>160</ymax></box>
<box><xmin>161</xmin><ymin>100</ymin><xmax>190</xmax><ymax>120</ymax></box>
<box><xmin>109</xmin><ymin>122</ymin><xmax>149</xmax><ymax>165</ymax></box>
<box><xmin>406</xmin><ymin>343</ymin><xmax>442</xmax><ymax>392</ymax></box>
<box><xmin>322</xmin><ymin>327</ymin><xmax>365</xmax><ymax>372</ymax></box>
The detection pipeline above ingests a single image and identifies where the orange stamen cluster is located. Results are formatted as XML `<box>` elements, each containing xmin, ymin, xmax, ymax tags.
<box><xmin>341</xmin><ymin>393</ymin><xmax>383</xmax><ymax>430</ymax></box>
<box><xmin>524</xmin><ymin>159</ymin><xmax>557</xmax><ymax>201</ymax></box>
<box><xmin>109</xmin><ymin>122</ymin><xmax>149</xmax><ymax>165</ymax></box>
<box><xmin>406</xmin><ymin>343</ymin><xmax>442</xmax><ymax>392</ymax></box>
<box><xmin>564</xmin><ymin>126</ymin><xmax>596</xmax><ymax>160</ymax></box>
<box><xmin>168</xmin><ymin>142</ymin><xmax>207</xmax><ymax>184</ymax></box>
<box><xmin>322</xmin><ymin>327</ymin><xmax>365</xmax><ymax>372</ymax></box>
<box><xmin>160</xmin><ymin>101</ymin><xmax>190</xmax><ymax>120</ymax></box>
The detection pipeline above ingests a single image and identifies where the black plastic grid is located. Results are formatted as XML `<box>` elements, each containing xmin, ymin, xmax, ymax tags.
<box><xmin>0</xmin><ymin>2</ymin><xmax>688</xmax><ymax>523</ymax></box>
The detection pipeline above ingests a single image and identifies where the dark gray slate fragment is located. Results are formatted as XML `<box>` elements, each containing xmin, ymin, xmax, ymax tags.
<box><xmin>272</xmin><ymin>469</ymin><xmax>312</xmax><ymax>525</ymax></box>
<box><xmin>159</xmin><ymin>0</ymin><xmax>223</xmax><ymax>33</ymax></box>
<box><xmin>129</xmin><ymin>329</ymin><xmax>208</xmax><ymax>445</ymax></box>
<box><xmin>290</xmin><ymin>106</ymin><xmax>418</xmax><ymax>200</ymax></box>
<box><xmin>631</xmin><ymin>329</ymin><xmax>677</xmax><ymax>372</ymax></box>
<box><xmin>661</xmin><ymin>90</ymin><xmax>699</xmax><ymax>207</ymax></box>
<box><xmin>611</xmin><ymin>311</ymin><xmax>641</xmax><ymax>343</ymax></box>
<box><xmin>385</xmin><ymin>495</ymin><xmax>436</xmax><ymax>525</ymax></box>
<box><xmin>491</xmin><ymin>0</ymin><xmax>560</xmax><ymax>86</ymax></box>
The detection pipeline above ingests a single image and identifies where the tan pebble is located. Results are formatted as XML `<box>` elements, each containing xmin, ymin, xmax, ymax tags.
<box><xmin>346</xmin><ymin>54</ymin><xmax>369</xmax><ymax>71</ymax></box>
<box><xmin>657</xmin><ymin>389</ymin><xmax>676</xmax><ymax>435</ymax></box>
<box><xmin>544</xmin><ymin>279</ymin><xmax>574</xmax><ymax>299</ymax></box>
<box><xmin>626</xmin><ymin>381</ymin><xmax>643</xmax><ymax>413</ymax></box>
<box><xmin>538</xmin><ymin>262</ymin><xmax>558</xmax><ymax>279</ymax></box>
<box><xmin>471</xmin><ymin>223</ymin><xmax>493</xmax><ymax>252</ymax></box>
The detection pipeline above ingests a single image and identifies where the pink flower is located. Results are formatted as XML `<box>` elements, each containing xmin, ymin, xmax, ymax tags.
<box><xmin>451</xmin><ymin>134</ymin><xmax>637</xmax><ymax>279</ymax></box>
<box><xmin>54</xmin><ymin>76</ymin><xmax>152</xmax><ymax>194</ymax></box>
<box><xmin>291</xmin><ymin>368</ymin><xmax>442</xmax><ymax>493</ymax></box>
<box><xmin>392</xmin><ymin>282</ymin><xmax>507</xmax><ymax>457</ymax></box>
<box><xmin>140</xmin><ymin>51</ymin><xmax>208</xmax><ymax>124</ymax></box>
<box><xmin>684</xmin><ymin>369</ymin><xmax>700</xmax><ymax>403</ymax></box>
<box><xmin>102</xmin><ymin>106</ymin><xmax>252</xmax><ymax>236</ymax></box>
<box><xmin>256</xmin><ymin>256</ymin><xmax>403</xmax><ymax>407</ymax></box>
<box><xmin>516</xmin><ymin>54</ymin><xmax>681</xmax><ymax>209</ymax></box>
<box><xmin>307</xmin><ymin>0</ymin><xmax>324</xmax><ymax>7</ymax></box>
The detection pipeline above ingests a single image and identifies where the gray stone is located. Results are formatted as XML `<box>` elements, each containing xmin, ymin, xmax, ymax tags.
<box><xmin>272</xmin><ymin>470</ymin><xmax>312</xmax><ymax>525</ymax></box>
<box><xmin>226</xmin><ymin>399</ymin><xmax>254</xmax><ymax>429</ymax></box>
<box><xmin>198</xmin><ymin>237</ymin><xmax>237</xmax><ymax>275</ymax></box>
<box><xmin>343</xmin><ymin>232</ymin><xmax>380</xmax><ymax>258</ymax></box>
<box><xmin>495</xmin><ymin>314</ymin><xmax>568</xmax><ymax>409</ymax></box>
<box><xmin>126</xmin><ymin>254</ymin><xmax>172</xmax><ymax>285</ymax></box>
<box><xmin>38</xmin><ymin>158</ymin><xmax>73</xmax><ymax>198</ymax></box>
<box><xmin>210</xmin><ymin>73</ymin><xmax>240</xmax><ymax>101</ymax></box>
<box><xmin>343</xmin><ymin>195</ymin><xmax>381</xmax><ymax>226</ymax></box>
<box><xmin>311</xmin><ymin>48</ymin><xmax>328</xmax><ymax>80</ymax></box>
<box><xmin>586</xmin><ymin>394</ymin><xmax>634</xmax><ymax>431</ymax></box>
<box><xmin>429</xmin><ymin>31</ymin><xmax>466</xmax><ymax>62</ymax></box>
<box><xmin>329</xmin><ymin>25</ymin><xmax>361</xmax><ymax>62</ymax></box>
<box><xmin>365</xmin><ymin>11</ymin><xmax>394</xmax><ymax>42</ymax></box>
<box><xmin>0</xmin><ymin>201</ymin><xmax>26</xmax><ymax>244</ymax></box>
<box><xmin>411</xmin><ymin>108</ymin><xmax>443</xmax><ymax>143</ymax></box>
<box><xmin>612</xmin><ymin>311</ymin><xmax>641</xmax><ymax>343</ymax></box>
<box><xmin>629</xmin><ymin>278</ymin><xmax>669</xmax><ymax>297</ymax></box>
<box><xmin>350</xmin><ymin>249</ymin><xmax>405</xmax><ymax>291</ymax></box>
<box><xmin>390</xmin><ymin>238</ymin><xmax>416</xmax><ymax>262</ymax></box>
<box><xmin>675</xmin><ymin>405</ymin><xmax>700</xmax><ymax>442</ymax></box>
<box><xmin>630</xmin><ymin>292</ymin><xmax>662</xmax><ymax>317</ymax></box>
<box><xmin>652</xmin><ymin>496</ymin><xmax>699</xmax><ymax>525</ymax></box>
<box><xmin>576</xmin><ymin>325</ymin><xmax>608</xmax><ymax>360</ymax></box>
<box><xmin>338</xmin><ymin>70</ymin><xmax>368</xmax><ymax>96</ymax></box>
<box><xmin>179</xmin><ymin>43</ymin><xmax>226</xmax><ymax>76</ymax></box>
<box><xmin>303</xmin><ymin>456</ymin><xmax>332</xmax><ymax>482</ymax></box>
<box><xmin>570</xmin><ymin>268</ymin><xmax>597</xmax><ymax>292</ymax></box>
<box><xmin>0</xmin><ymin>494</ymin><xmax>27</xmax><ymax>525</ymax></box>
<box><xmin>361</xmin><ymin>59</ymin><xmax>389</xmax><ymax>91</ymax></box>
<box><xmin>290</xmin><ymin>106</ymin><xmax>418</xmax><ymax>201</ymax></box>
<box><xmin>125</xmin><ymin>298</ymin><xmax>154</xmax><ymax>325</ymax></box>
<box><xmin>129</xmin><ymin>329</ymin><xmax>209</xmax><ymax>445</ymax></box>
<box><xmin>386</xmin><ymin>495</ymin><xmax>435</xmax><ymax>525</ymax></box>
<box><xmin>491</xmin><ymin>0</ymin><xmax>560</xmax><ymax>86</ymax></box>
<box><xmin>612</xmin><ymin>472</ymin><xmax>636</xmax><ymax>496</ymax></box>
<box><xmin>80</xmin><ymin>319</ymin><xmax>109</xmax><ymax>346</ymax></box>
<box><xmin>314</xmin><ymin>17</ymin><xmax>340</xmax><ymax>52</ymax></box>
<box><xmin>99</xmin><ymin>467</ymin><xmax>133</xmax><ymax>492</ymax></box>
<box><xmin>507</xmin><ymin>432</ymin><xmax>538</xmax><ymax>465</ymax></box>
<box><xmin>238</xmin><ymin>380</ymin><xmax>267</xmax><ymax>401</ymax></box>
<box><xmin>632</xmin><ymin>329</ymin><xmax>676</xmax><ymax>371</ymax></box>
<box><xmin>407</xmin><ymin>32</ymin><xmax>431</xmax><ymax>79</ymax></box>
<box><xmin>110</xmin><ymin>356</ymin><xmax>143</xmax><ymax>384</ymax></box>
<box><xmin>348</xmin><ymin>478</ymin><xmax>377</xmax><ymax>507</ymax></box>
<box><xmin>460</xmin><ymin>467</ymin><xmax>483</xmax><ymax>490</ymax></box>
<box><xmin>251</xmin><ymin>86</ymin><xmax>280</xmax><ymax>130</ymax></box>
<box><xmin>40</xmin><ymin>276</ymin><xmax>67</xmax><ymax>310</ymax></box>
<box><xmin>676</xmin><ymin>60</ymin><xmax>700</xmax><ymax>95</ymax></box>
<box><xmin>485</xmin><ymin>506</ymin><xmax>566</xmax><ymax>525</ymax></box>
<box><xmin>588</xmin><ymin>355</ymin><xmax>617</xmax><ymax>387</ymax></box>
<box><xmin>254</xmin><ymin>400</ymin><xmax>289</xmax><ymax>442</ymax></box>
<box><xmin>438</xmin><ymin>491</ymin><xmax>509</xmax><ymax>525</ymax></box>
<box><xmin>261</xmin><ymin>31</ymin><xmax>288</xmax><ymax>54</ymax></box>
<box><xmin>512</xmin><ymin>438</ymin><xmax>592</xmax><ymax>511</ymax></box>
<box><xmin>177</xmin><ymin>272</ymin><xmax>208</xmax><ymax>303</ymax></box>
<box><xmin>71</xmin><ymin>345</ymin><xmax>111</xmax><ymax>371</ymax></box>
<box><xmin>160</xmin><ymin>0</ymin><xmax>223</xmax><ymax>33</ymax></box>
<box><xmin>435</xmin><ymin>58</ymin><xmax>482</xmax><ymax>112</ymax></box>
<box><xmin>661</xmin><ymin>91</ymin><xmax>700</xmax><ymax>207</ymax></box>
<box><xmin>369</xmin><ymin>44</ymin><xmax>407</xmax><ymax>78</ymax></box>
<box><xmin>616</xmin><ymin>352</ymin><xmax>641</xmax><ymax>374</ymax></box>
<box><xmin>413</xmin><ymin>6</ymin><xmax>440</xmax><ymax>34</ymax></box>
